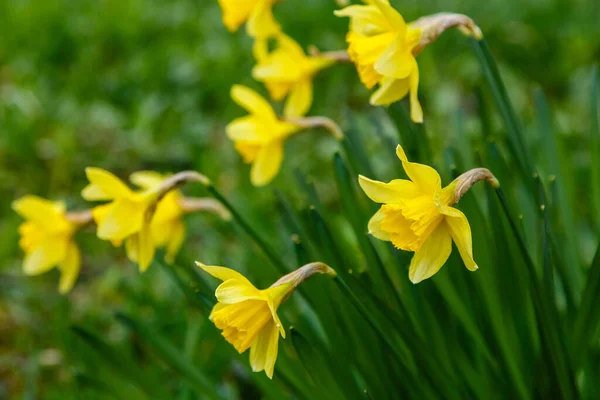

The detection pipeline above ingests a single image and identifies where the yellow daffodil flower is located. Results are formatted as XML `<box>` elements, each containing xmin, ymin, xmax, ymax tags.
<box><xmin>197</xmin><ymin>261</ymin><xmax>336</xmax><ymax>378</ymax></box>
<box><xmin>227</xmin><ymin>84</ymin><xmax>302</xmax><ymax>186</ymax></box>
<box><xmin>129</xmin><ymin>171</ymin><xmax>186</xmax><ymax>264</ymax></box>
<box><xmin>218</xmin><ymin>0</ymin><xmax>281</xmax><ymax>39</ymax></box>
<box><xmin>13</xmin><ymin>196</ymin><xmax>82</xmax><ymax>293</ymax></box>
<box><xmin>252</xmin><ymin>33</ymin><xmax>336</xmax><ymax>117</ymax></box>
<box><xmin>335</xmin><ymin>1</ymin><xmax>482</xmax><ymax>123</ymax></box>
<box><xmin>82</xmin><ymin>167</ymin><xmax>161</xmax><ymax>272</ymax></box>
<box><xmin>359</xmin><ymin>144</ymin><xmax>494</xmax><ymax>283</ymax></box>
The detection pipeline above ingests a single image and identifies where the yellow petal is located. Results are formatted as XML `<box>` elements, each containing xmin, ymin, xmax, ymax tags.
<box><xmin>137</xmin><ymin>225</ymin><xmax>155</xmax><ymax>272</ymax></box>
<box><xmin>97</xmin><ymin>199</ymin><xmax>144</xmax><ymax>241</ymax></box>
<box><xmin>246</xmin><ymin>0</ymin><xmax>280</xmax><ymax>39</ymax></box>
<box><xmin>250</xmin><ymin>141</ymin><xmax>284</xmax><ymax>187</ymax></box>
<box><xmin>164</xmin><ymin>221</ymin><xmax>186</xmax><ymax>264</ymax></box>
<box><xmin>249</xmin><ymin>321</ymin><xmax>280</xmax><ymax>379</ymax></box>
<box><xmin>373</xmin><ymin>37</ymin><xmax>416</xmax><ymax>79</ymax></box>
<box><xmin>409</xmin><ymin>66</ymin><xmax>423</xmax><ymax>123</ymax></box>
<box><xmin>196</xmin><ymin>263</ymin><xmax>255</xmax><ymax>287</ymax></box>
<box><xmin>370</xmin><ymin>0</ymin><xmax>407</xmax><ymax>34</ymax></box>
<box><xmin>369</xmin><ymin>75</ymin><xmax>411</xmax><ymax>105</ymax></box>
<box><xmin>334</xmin><ymin>5</ymin><xmax>392</xmax><ymax>36</ymax></box>
<box><xmin>408</xmin><ymin>222</ymin><xmax>452</xmax><ymax>283</ymax></box>
<box><xmin>130</xmin><ymin>171</ymin><xmax>164</xmax><ymax>190</ymax></box>
<box><xmin>217</xmin><ymin>0</ymin><xmax>255</xmax><ymax>32</ymax></box>
<box><xmin>395</xmin><ymin>144</ymin><xmax>441</xmax><ymax>195</ymax></box>
<box><xmin>82</xmin><ymin>167</ymin><xmax>133</xmax><ymax>201</ymax></box>
<box><xmin>12</xmin><ymin>196</ymin><xmax>70</xmax><ymax>232</ymax></box>
<box><xmin>58</xmin><ymin>243</ymin><xmax>80</xmax><ymax>294</ymax></box>
<box><xmin>265</xmin><ymin>283</ymin><xmax>294</xmax><ymax>337</ymax></box>
<box><xmin>253</xmin><ymin>37</ymin><xmax>269</xmax><ymax>61</ymax></box>
<box><xmin>283</xmin><ymin>79</ymin><xmax>312</xmax><ymax>117</ymax></box>
<box><xmin>444</xmin><ymin>209</ymin><xmax>478</xmax><ymax>271</ymax></box>
<box><xmin>23</xmin><ymin>238</ymin><xmax>69</xmax><ymax>275</ymax></box>
<box><xmin>358</xmin><ymin>175</ymin><xmax>420</xmax><ymax>203</ymax></box>
<box><xmin>231</xmin><ymin>85</ymin><xmax>277</xmax><ymax>121</ymax></box>
<box><xmin>216</xmin><ymin>280</ymin><xmax>263</xmax><ymax>304</ymax></box>
<box><xmin>367</xmin><ymin>208</ymin><xmax>391</xmax><ymax>241</ymax></box>
<box><xmin>226</xmin><ymin>116</ymin><xmax>265</xmax><ymax>142</ymax></box>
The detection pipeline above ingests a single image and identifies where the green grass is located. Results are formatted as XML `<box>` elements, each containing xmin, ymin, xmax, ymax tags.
<box><xmin>1</xmin><ymin>0</ymin><xmax>600</xmax><ymax>398</ymax></box>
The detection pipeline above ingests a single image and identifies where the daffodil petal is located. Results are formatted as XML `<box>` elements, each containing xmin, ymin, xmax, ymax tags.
<box><xmin>408</xmin><ymin>222</ymin><xmax>452</xmax><ymax>283</ymax></box>
<box><xmin>23</xmin><ymin>238</ymin><xmax>68</xmax><ymax>276</ymax></box>
<box><xmin>246</xmin><ymin>0</ymin><xmax>280</xmax><ymax>39</ymax></box>
<box><xmin>226</xmin><ymin>116</ymin><xmax>265</xmax><ymax>142</ymax></box>
<box><xmin>165</xmin><ymin>221</ymin><xmax>186</xmax><ymax>264</ymax></box>
<box><xmin>196</xmin><ymin>263</ymin><xmax>255</xmax><ymax>287</ymax></box>
<box><xmin>370</xmin><ymin>75</ymin><xmax>410</xmax><ymax>105</ymax></box>
<box><xmin>266</xmin><ymin>283</ymin><xmax>293</xmax><ymax>337</ymax></box>
<box><xmin>231</xmin><ymin>85</ymin><xmax>277</xmax><ymax>121</ymax></box>
<box><xmin>130</xmin><ymin>171</ymin><xmax>164</xmax><ymax>190</ymax></box>
<box><xmin>409</xmin><ymin>65</ymin><xmax>423</xmax><ymax>123</ymax></box>
<box><xmin>395</xmin><ymin>144</ymin><xmax>441</xmax><ymax>195</ymax></box>
<box><xmin>217</xmin><ymin>0</ymin><xmax>255</xmax><ymax>32</ymax></box>
<box><xmin>358</xmin><ymin>175</ymin><xmax>420</xmax><ymax>203</ymax></box>
<box><xmin>136</xmin><ymin>225</ymin><xmax>155</xmax><ymax>272</ymax></box>
<box><xmin>373</xmin><ymin>37</ymin><xmax>415</xmax><ymax>79</ymax></box>
<box><xmin>216</xmin><ymin>279</ymin><xmax>263</xmax><ymax>304</ymax></box>
<box><xmin>12</xmin><ymin>196</ymin><xmax>69</xmax><ymax>232</ymax></box>
<box><xmin>83</xmin><ymin>167</ymin><xmax>132</xmax><ymax>200</ymax></box>
<box><xmin>250</xmin><ymin>141</ymin><xmax>283</xmax><ymax>187</ymax></box>
<box><xmin>445</xmin><ymin>209</ymin><xmax>478</xmax><ymax>271</ymax></box>
<box><xmin>97</xmin><ymin>199</ymin><xmax>144</xmax><ymax>241</ymax></box>
<box><xmin>367</xmin><ymin>208</ymin><xmax>391</xmax><ymax>241</ymax></box>
<box><xmin>250</xmin><ymin>321</ymin><xmax>280</xmax><ymax>379</ymax></box>
<box><xmin>283</xmin><ymin>79</ymin><xmax>312</xmax><ymax>117</ymax></box>
<box><xmin>58</xmin><ymin>243</ymin><xmax>80</xmax><ymax>294</ymax></box>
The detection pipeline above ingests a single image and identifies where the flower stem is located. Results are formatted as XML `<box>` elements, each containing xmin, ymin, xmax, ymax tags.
<box><xmin>207</xmin><ymin>184</ymin><xmax>290</xmax><ymax>276</ymax></box>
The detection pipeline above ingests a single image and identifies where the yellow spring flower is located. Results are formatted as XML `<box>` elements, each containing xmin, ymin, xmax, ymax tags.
<box><xmin>335</xmin><ymin>1</ymin><xmax>482</xmax><ymax>123</ymax></box>
<box><xmin>12</xmin><ymin>196</ymin><xmax>82</xmax><ymax>293</ymax></box>
<box><xmin>252</xmin><ymin>33</ymin><xmax>336</xmax><ymax>117</ymax></box>
<box><xmin>227</xmin><ymin>85</ymin><xmax>302</xmax><ymax>187</ymax></box>
<box><xmin>218</xmin><ymin>0</ymin><xmax>281</xmax><ymax>39</ymax></box>
<box><xmin>359</xmin><ymin>144</ymin><xmax>496</xmax><ymax>283</ymax></box>
<box><xmin>197</xmin><ymin>261</ymin><xmax>336</xmax><ymax>378</ymax></box>
<box><xmin>129</xmin><ymin>171</ymin><xmax>186</xmax><ymax>264</ymax></box>
<box><xmin>82</xmin><ymin>167</ymin><xmax>161</xmax><ymax>272</ymax></box>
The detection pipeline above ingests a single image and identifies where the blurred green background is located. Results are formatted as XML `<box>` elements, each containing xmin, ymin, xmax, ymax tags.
<box><xmin>1</xmin><ymin>0</ymin><xmax>599</xmax><ymax>398</ymax></box>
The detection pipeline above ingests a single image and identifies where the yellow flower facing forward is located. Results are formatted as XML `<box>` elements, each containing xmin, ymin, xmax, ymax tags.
<box><xmin>252</xmin><ymin>34</ymin><xmax>336</xmax><ymax>118</ymax></box>
<box><xmin>359</xmin><ymin>144</ymin><xmax>498</xmax><ymax>283</ymax></box>
<box><xmin>13</xmin><ymin>196</ymin><xmax>84</xmax><ymax>293</ymax></box>
<box><xmin>335</xmin><ymin>1</ymin><xmax>482</xmax><ymax>123</ymax></box>
<box><xmin>82</xmin><ymin>167</ymin><xmax>162</xmax><ymax>272</ymax></box>
<box><xmin>197</xmin><ymin>261</ymin><xmax>336</xmax><ymax>378</ymax></box>
<box><xmin>218</xmin><ymin>0</ymin><xmax>281</xmax><ymax>39</ymax></box>
<box><xmin>227</xmin><ymin>85</ymin><xmax>303</xmax><ymax>186</ymax></box>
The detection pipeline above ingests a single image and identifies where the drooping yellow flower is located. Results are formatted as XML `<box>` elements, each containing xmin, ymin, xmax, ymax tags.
<box><xmin>218</xmin><ymin>0</ymin><xmax>281</xmax><ymax>39</ymax></box>
<box><xmin>82</xmin><ymin>167</ymin><xmax>161</xmax><ymax>272</ymax></box>
<box><xmin>335</xmin><ymin>1</ymin><xmax>482</xmax><ymax>123</ymax></box>
<box><xmin>197</xmin><ymin>261</ymin><xmax>336</xmax><ymax>378</ymax></box>
<box><xmin>13</xmin><ymin>196</ymin><xmax>82</xmax><ymax>293</ymax></box>
<box><xmin>226</xmin><ymin>85</ymin><xmax>302</xmax><ymax>186</ymax></box>
<box><xmin>359</xmin><ymin>144</ymin><xmax>492</xmax><ymax>283</ymax></box>
<box><xmin>129</xmin><ymin>171</ymin><xmax>186</xmax><ymax>264</ymax></box>
<box><xmin>252</xmin><ymin>33</ymin><xmax>336</xmax><ymax>117</ymax></box>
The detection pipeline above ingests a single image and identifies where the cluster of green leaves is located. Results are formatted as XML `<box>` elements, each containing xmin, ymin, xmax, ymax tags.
<box><xmin>1</xmin><ymin>0</ymin><xmax>599</xmax><ymax>399</ymax></box>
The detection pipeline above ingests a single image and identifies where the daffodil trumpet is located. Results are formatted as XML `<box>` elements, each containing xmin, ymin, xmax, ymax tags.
<box><xmin>359</xmin><ymin>144</ymin><xmax>498</xmax><ymax>283</ymax></box>
<box><xmin>197</xmin><ymin>261</ymin><xmax>336</xmax><ymax>379</ymax></box>
<box><xmin>335</xmin><ymin>0</ymin><xmax>483</xmax><ymax>123</ymax></box>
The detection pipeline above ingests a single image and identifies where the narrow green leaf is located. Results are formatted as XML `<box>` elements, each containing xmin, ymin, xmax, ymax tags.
<box><xmin>590</xmin><ymin>66</ymin><xmax>600</xmax><ymax>230</ymax></box>
<box><xmin>572</xmin><ymin>242</ymin><xmax>600</xmax><ymax>366</ymax></box>
<box><xmin>114</xmin><ymin>313</ymin><xmax>221</xmax><ymax>400</ymax></box>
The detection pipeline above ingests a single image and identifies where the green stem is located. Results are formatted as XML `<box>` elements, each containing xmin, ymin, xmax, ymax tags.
<box><xmin>207</xmin><ymin>184</ymin><xmax>289</xmax><ymax>276</ymax></box>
